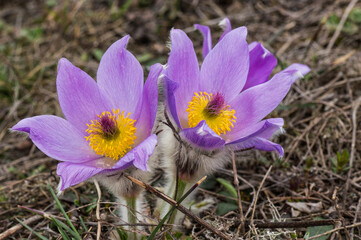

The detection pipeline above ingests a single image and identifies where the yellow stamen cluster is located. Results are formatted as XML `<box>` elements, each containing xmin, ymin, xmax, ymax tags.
<box><xmin>186</xmin><ymin>92</ymin><xmax>236</xmax><ymax>135</ymax></box>
<box><xmin>85</xmin><ymin>109</ymin><xmax>136</xmax><ymax>160</ymax></box>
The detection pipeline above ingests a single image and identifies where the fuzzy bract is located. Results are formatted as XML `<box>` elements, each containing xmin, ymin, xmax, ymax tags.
<box><xmin>12</xmin><ymin>36</ymin><xmax>163</xmax><ymax>191</ymax></box>
<box><xmin>164</xmin><ymin>19</ymin><xmax>310</xmax><ymax>155</ymax></box>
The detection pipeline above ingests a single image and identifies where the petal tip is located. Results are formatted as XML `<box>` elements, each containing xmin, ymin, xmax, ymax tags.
<box><xmin>277</xmin><ymin>145</ymin><xmax>284</xmax><ymax>157</ymax></box>
<box><xmin>218</xmin><ymin>18</ymin><xmax>231</xmax><ymax>29</ymax></box>
<box><xmin>11</xmin><ymin>119</ymin><xmax>30</xmax><ymax>134</ymax></box>
<box><xmin>57</xmin><ymin>178</ymin><xmax>65</xmax><ymax>194</ymax></box>
<box><xmin>57</xmin><ymin>58</ymin><xmax>73</xmax><ymax>71</ymax></box>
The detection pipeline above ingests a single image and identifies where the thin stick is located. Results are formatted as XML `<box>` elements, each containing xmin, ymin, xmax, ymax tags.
<box><xmin>326</xmin><ymin>0</ymin><xmax>359</xmax><ymax>52</ymax></box>
<box><xmin>245</xmin><ymin>219</ymin><xmax>336</xmax><ymax>229</ymax></box>
<box><xmin>123</xmin><ymin>173</ymin><xmax>231</xmax><ymax>240</ymax></box>
<box><xmin>351</xmin><ymin>198</ymin><xmax>361</xmax><ymax>239</ymax></box>
<box><xmin>332</xmin><ymin>187</ymin><xmax>351</xmax><ymax>239</ymax></box>
<box><xmin>0</xmin><ymin>215</ymin><xmax>43</xmax><ymax>240</ymax></box>
<box><xmin>93</xmin><ymin>179</ymin><xmax>102</xmax><ymax>240</ymax></box>
<box><xmin>345</xmin><ymin>97</ymin><xmax>361</xmax><ymax>194</ymax></box>
<box><xmin>250</xmin><ymin>165</ymin><xmax>273</xmax><ymax>223</ymax></box>
<box><xmin>231</xmin><ymin>150</ymin><xmax>245</xmax><ymax>237</ymax></box>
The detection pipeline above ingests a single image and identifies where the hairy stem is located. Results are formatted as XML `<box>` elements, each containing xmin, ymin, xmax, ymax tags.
<box><xmin>168</xmin><ymin>178</ymin><xmax>187</xmax><ymax>224</ymax></box>
<box><xmin>119</xmin><ymin>196</ymin><xmax>140</xmax><ymax>240</ymax></box>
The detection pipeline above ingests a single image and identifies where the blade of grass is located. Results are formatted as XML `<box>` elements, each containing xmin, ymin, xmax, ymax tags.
<box><xmin>79</xmin><ymin>216</ymin><xmax>88</xmax><ymax>232</ymax></box>
<box><xmin>50</xmin><ymin>216</ymin><xmax>80</xmax><ymax>240</ymax></box>
<box><xmin>147</xmin><ymin>176</ymin><xmax>207</xmax><ymax>240</ymax></box>
<box><xmin>216</xmin><ymin>177</ymin><xmax>238</xmax><ymax>198</ymax></box>
<box><xmin>15</xmin><ymin>218</ymin><xmax>48</xmax><ymax>240</ymax></box>
<box><xmin>47</xmin><ymin>184</ymin><xmax>81</xmax><ymax>240</ymax></box>
<box><xmin>51</xmin><ymin>217</ymin><xmax>71</xmax><ymax>240</ymax></box>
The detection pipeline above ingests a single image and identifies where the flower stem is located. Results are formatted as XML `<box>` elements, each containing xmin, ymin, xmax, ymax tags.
<box><xmin>167</xmin><ymin>178</ymin><xmax>188</xmax><ymax>225</ymax></box>
<box><xmin>156</xmin><ymin>174</ymin><xmax>194</xmax><ymax>224</ymax></box>
<box><xmin>148</xmin><ymin>176</ymin><xmax>207</xmax><ymax>240</ymax></box>
<box><xmin>118</xmin><ymin>196</ymin><xmax>139</xmax><ymax>240</ymax></box>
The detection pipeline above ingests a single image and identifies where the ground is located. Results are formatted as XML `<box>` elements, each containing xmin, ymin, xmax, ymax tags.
<box><xmin>1</xmin><ymin>0</ymin><xmax>361</xmax><ymax>239</ymax></box>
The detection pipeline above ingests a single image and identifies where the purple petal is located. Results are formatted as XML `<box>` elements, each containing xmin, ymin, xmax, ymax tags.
<box><xmin>226</xmin><ymin>118</ymin><xmax>284</xmax><ymax>142</ymax></box>
<box><xmin>12</xmin><ymin>115</ymin><xmax>99</xmax><ymax>163</ymax></box>
<box><xmin>163</xmin><ymin>76</ymin><xmax>182</xmax><ymax>128</ymax></box>
<box><xmin>180</xmin><ymin>120</ymin><xmax>225</xmax><ymax>150</ymax></box>
<box><xmin>194</xmin><ymin>24</ymin><xmax>212</xmax><ymax>59</ymax></box>
<box><xmin>57</xmin><ymin>134</ymin><xmax>157</xmax><ymax>190</ymax></box>
<box><xmin>200</xmin><ymin>27</ymin><xmax>249</xmax><ymax>102</ymax></box>
<box><xmin>229</xmin><ymin>63</ymin><xmax>310</xmax><ymax>132</ymax></box>
<box><xmin>135</xmin><ymin>63</ymin><xmax>163</xmax><ymax>142</ymax></box>
<box><xmin>255</xmin><ymin>118</ymin><xmax>284</xmax><ymax>139</ymax></box>
<box><xmin>97</xmin><ymin>35</ymin><xmax>144</xmax><ymax>119</ymax></box>
<box><xmin>57</xmin><ymin>58</ymin><xmax>111</xmax><ymax>134</ymax></box>
<box><xmin>242</xmin><ymin>42</ymin><xmax>277</xmax><ymax>91</ymax></box>
<box><xmin>219</xmin><ymin>18</ymin><xmax>232</xmax><ymax>41</ymax></box>
<box><xmin>57</xmin><ymin>161</ymin><xmax>103</xmax><ymax>191</ymax></box>
<box><xmin>228</xmin><ymin>137</ymin><xmax>284</xmax><ymax>156</ymax></box>
<box><xmin>248</xmin><ymin>41</ymin><xmax>258</xmax><ymax>51</ymax></box>
<box><xmin>165</xmin><ymin>29</ymin><xmax>200</xmax><ymax>125</ymax></box>
<box><xmin>284</xmin><ymin>63</ymin><xmax>311</xmax><ymax>75</ymax></box>
<box><xmin>114</xmin><ymin>134</ymin><xmax>157</xmax><ymax>171</ymax></box>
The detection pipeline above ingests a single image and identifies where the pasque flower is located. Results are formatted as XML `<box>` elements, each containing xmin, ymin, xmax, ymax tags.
<box><xmin>12</xmin><ymin>35</ymin><xmax>162</xmax><ymax>192</ymax></box>
<box><xmin>159</xmin><ymin>19</ymin><xmax>310</xmax><ymax>182</ymax></box>
<box><xmin>155</xmin><ymin>19</ymin><xmax>310</xmax><ymax>225</ymax></box>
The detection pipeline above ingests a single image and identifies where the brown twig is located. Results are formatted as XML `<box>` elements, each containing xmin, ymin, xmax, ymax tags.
<box><xmin>351</xmin><ymin>198</ymin><xmax>361</xmax><ymax>239</ymax></box>
<box><xmin>332</xmin><ymin>187</ymin><xmax>351</xmax><ymax>239</ymax></box>
<box><xmin>344</xmin><ymin>97</ymin><xmax>361</xmax><ymax>195</ymax></box>
<box><xmin>93</xmin><ymin>179</ymin><xmax>102</xmax><ymax>240</ymax></box>
<box><xmin>326</xmin><ymin>0</ymin><xmax>359</xmax><ymax>52</ymax></box>
<box><xmin>243</xmin><ymin>219</ymin><xmax>336</xmax><ymax>229</ymax></box>
<box><xmin>250</xmin><ymin>165</ymin><xmax>273</xmax><ymax>223</ymax></box>
<box><xmin>123</xmin><ymin>173</ymin><xmax>231</xmax><ymax>240</ymax></box>
<box><xmin>231</xmin><ymin>150</ymin><xmax>245</xmax><ymax>237</ymax></box>
<box><xmin>0</xmin><ymin>215</ymin><xmax>43</xmax><ymax>240</ymax></box>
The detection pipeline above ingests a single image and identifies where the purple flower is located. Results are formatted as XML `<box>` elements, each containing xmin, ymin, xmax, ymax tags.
<box><xmin>163</xmin><ymin>19</ymin><xmax>310</xmax><ymax>156</ymax></box>
<box><xmin>12</xmin><ymin>36</ymin><xmax>163</xmax><ymax>191</ymax></box>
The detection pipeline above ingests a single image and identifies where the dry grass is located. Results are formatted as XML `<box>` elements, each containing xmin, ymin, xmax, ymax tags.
<box><xmin>1</xmin><ymin>0</ymin><xmax>361</xmax><ymax>239</ymax></box>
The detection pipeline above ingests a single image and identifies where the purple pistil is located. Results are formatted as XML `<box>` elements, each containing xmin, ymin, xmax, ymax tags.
<box><xmin>100</xmin><ymin>115</ymin><xmax>118</xmax><ymax>139</ymax></box>
<box><xmin>204</xmin><ymin>92</ymin><xmax>225</xmax><ymax>117</ymax></box>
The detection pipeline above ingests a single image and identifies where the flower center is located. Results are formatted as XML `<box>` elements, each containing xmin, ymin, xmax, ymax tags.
<box><xmin>85</xmin><ymin>109</ymin><xmax>136</xmax><ymax>160</ymax></box>
<box><xmin>186</xmin><ymin>92</ymin><xmax>236</xmax><ymax>135</ymax></box>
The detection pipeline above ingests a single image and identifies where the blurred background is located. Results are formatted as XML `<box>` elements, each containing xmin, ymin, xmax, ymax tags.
<box><xmin>1</xmin><ymin>0</ymin><xmax>361</xmax><ymax>238</ymax></box>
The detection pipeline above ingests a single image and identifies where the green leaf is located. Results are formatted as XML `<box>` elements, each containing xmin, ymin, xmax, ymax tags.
<box><xmin>47</xmin><ymin>185</ymin><xmax>81</xmax><ymax>240</ymax></box>
<box><xmin>349</xmin><ymin>8</ymin><xmax>361</xmax><ymax>23</ymax></box>
<box><xmin>50</xmin><ymin>217</ymin><xmax>79</xmax><ymax>239</ymax></box>
<box><xmin>216</xmin><ymin>202</ymin><xmax>238</xmax><ymax>215</ymax></box>
<box><xmin>86</xmin><ymin>203</ymin><xmax>97</xmax><ymax>213</ymax></box>
<box><xmin>92</xmin><ymin>49</ymin><xmax>104</xmax><ymax>61</ymax></box>
<box><xmin>56</xmin><ymin>226</ymin><xmax>71</xmax><ymax>240</ymax></box>
<box><xmin>20</xmin><ymin>27</ymin><xmax>43</xmax><ymax>41</ymax></box>
<box><xmin>79</xmin><ymin>216</ymin><xmax>88</xmax><ymax>232</ymax></box>
<box><xmin>304</xmin><ymin>218</ymin><xmax>333</xmax><ymax>240</ymax></box>
<box><xmin>136</xmin><ymin>53</ymin><xmax>153</xmax><ymax>64</ymax></box>
<box><xmin>148</xmin><ymin>179</ymin><xmax>199</xmax><ymax>240</ymax></box>
<box><xmin>200</xmin><ymin>176</ymin><xmax>217</xmax><ymax>190</ymax></box>
<box><xmin>15</xmin><ymin>218</ymin><xmax>49</xmax><ymax>240</ymax></box>
<box><xmin>46</xmin><ymin>0</ymin><xmax>57</xmax><ymax>7</ymax></box>
<box><xmin>115</xmin><ymin>227</ymin><xmax>128</xmax><ymax>240</ymax></box>
<box><xmin>216</xmin><ymin>178</ymin><xmax>237</xmax><ymax>198</ymax></box>
<box><xmin>218</xmin><ymin>190</ymin><xmax>237</xmax><ymax>204</ymax></box>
